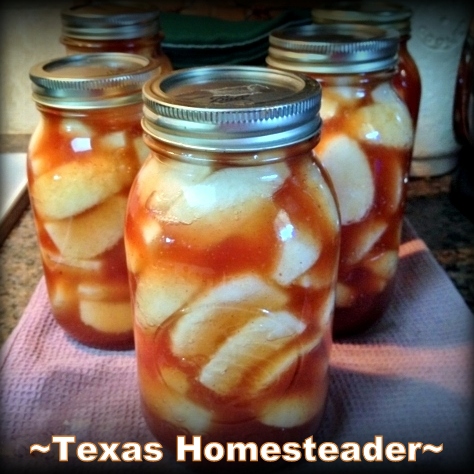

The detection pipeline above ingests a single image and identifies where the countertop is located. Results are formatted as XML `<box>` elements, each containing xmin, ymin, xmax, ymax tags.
<box><xmin>1</xmin><ymin>137</ymin><xmax>473</xmax><ymax>346</ymax></box>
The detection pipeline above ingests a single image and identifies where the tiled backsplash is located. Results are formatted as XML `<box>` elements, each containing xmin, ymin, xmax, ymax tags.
<box><xmin>1</xmin><ymin>3</ymin><xmax>66</xmax><ymax>135</ymax></box>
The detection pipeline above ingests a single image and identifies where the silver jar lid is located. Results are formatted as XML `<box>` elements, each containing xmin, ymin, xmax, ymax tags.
<box><xmin>266</xmin><ymin>23</ymin><xmax>399</xmax><ymax>74</ymax></box>
<box><xmin>142</xmin><ymin>65</ymin><xmax>322</xmax><ymax>152</ymax></box>
<box><xmin>61</xmin><ymin>1</ymin><xmax>161</xmax><ymax>40</ymax></box>
<box><xmin>29</xmin><ymin>53</ymin><xmax>161</xmax><ymax>109</ymax></box>
<box><xmin>311</xmin><ymin>1</ymin><xmax>412</xmax><ymax>37</ymax></box>
<box><xmin>143</xmin><ymin>66</ymin><xmax>321</xmax><ymax>152</ymax></box>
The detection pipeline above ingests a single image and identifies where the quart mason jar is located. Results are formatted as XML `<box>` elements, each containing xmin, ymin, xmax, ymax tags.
<box><xmin>60</xmin><ymin>1</ymin><xmax>172</xmax><ymax>73</ymax></box>
<box><xmin>125</xmin><ymin>66</ymin><xmax>340</xmax><ymax>464</ymax></box>
<box><xmin>311</xmin><ymin>1</ymin><xmax>421</xmax><ymax>129</ymax></box>
<box><xmin>453</xmin><ymin>16</ymin><xmax>474</xmax><ymax>148</ymax></box>
<box><xmin>267</xmin><ymin>24</ymin><xmax>414</xmax><ymax>336</ymax></box>
<box><xmin>27</xmin><ymin>53</ymin><xmax>160</xmax><ymax>349</ymax></box>
<box><xmin>451</xmin><ymin>16</ymin><xmax>474</xmax><ymax>222</ymax></box>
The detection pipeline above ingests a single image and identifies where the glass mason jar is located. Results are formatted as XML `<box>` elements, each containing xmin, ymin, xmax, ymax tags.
<box><xmin>60</xmin><ymin>1</ymin><xmax>172</xmax><ymax>73</ymax></box>
<box><xmin>267</xmin><ymin>24</ymin><xmax>415</xmax><ymax>336</ymax></box>
<box><xmin>453</xmin><ymin>16</ymin><xmax>474</xmax><ymax>148</ymax></box>
<box><xmin>124</xmin><ymin>66</ymin><xmax>340</xmax><ymax>463</ymax></box>
<box><xmin>311</xmin><ymin>1</ymin><xmax>421</xmax><ymax>130</ymax></box>
<box><xmin>27</xmin><ymin>53</ymin><xmax>160</xmax><ymax>349</ymax></box>
<box><xmin>451</xmin><ymin>16</ymin><xmax>474</xmax><ymax>222</ymax></box>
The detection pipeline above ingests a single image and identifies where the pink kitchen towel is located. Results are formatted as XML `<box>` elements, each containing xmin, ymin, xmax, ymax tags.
<box><xmin>1</xmin><ymin>219</ymin><xmax>472</xmax><ymax>474</ymax></box>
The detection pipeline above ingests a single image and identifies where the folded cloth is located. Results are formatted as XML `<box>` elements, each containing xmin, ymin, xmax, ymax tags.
<box><xmin>162</xmin><ymin>36</ymin><xmax>273</xmax><ymax>67</ymax></box>
<box><xmin>161</xmin><ymin>9</ymin><xmax>311</xmax><ymax>48</ymax></box>
<box><xmin>160</xmin><ymin>10</ymin><xmax>311</xmax><ymax>68</ymax></box>
<box><xmin>1</xmin><ymin>219</ymin><xmax>472</xmax><ymax>473</ymax></box>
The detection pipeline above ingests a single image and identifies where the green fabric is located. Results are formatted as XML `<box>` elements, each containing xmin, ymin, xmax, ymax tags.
<box><xmin>160</xmin><ymin>9</ymin><xmax>311</xmax><ymax>68</ymax></box>
<box><xmin>164</xmin><ymin>40</ymin><xmax>270</xmax><ymax>68</ymax></box>
<box><xmin>160</xmin><ymin>9</ymin><xmax>311</xmax><ymax>47</ymax></box>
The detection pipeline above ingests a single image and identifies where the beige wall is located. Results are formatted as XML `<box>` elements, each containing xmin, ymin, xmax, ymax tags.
<box><xmin>0</xmin><ymin>0</ymin><xmax>301</xmax><ymax>137</ymax></box>
<box><xmin>0</xmin><ymin>3</ymin><xmax>66</xmax><ymax>136</ymax></box>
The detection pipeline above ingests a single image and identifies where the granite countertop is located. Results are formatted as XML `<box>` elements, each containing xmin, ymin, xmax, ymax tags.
<box><xmin>1</xmin><ymin>139</ymin><xmax>473</xmax><ymax>346</ymax></box>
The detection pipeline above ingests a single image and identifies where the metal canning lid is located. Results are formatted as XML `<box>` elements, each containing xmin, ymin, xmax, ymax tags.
<box><xmin>61</xmin><ymin>1</ymin><xmax>161</xmax><ymax>40</ymax></box>
<box><xmin>311</xmin><ymin>1</ymin><xmax>412</xmax><ymax>36</ymax></box>
<box><xmin>266</xmin><ymin>23</ymin><xmax>399</xmax><ymax>74</ymax></box>
<box><xmin>29</xmin><ymin>53</ymin><xmax>161</xmax><ymax>109</ymax></box>
<box><xmin>141</xmin><ymin>65</ymin><xmax>322</xmax><ymax>152</ymax></box>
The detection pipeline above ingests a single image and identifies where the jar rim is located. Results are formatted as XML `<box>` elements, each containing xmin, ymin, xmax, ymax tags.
<box><xmin>311</xmin><ymin>1</ymin><xmax>412</xmax><ymax>36</ymax></box>
<box><xmin>142</xmin><ymin>65</ymin><xmax>322</xmax><ymax>151</ymax></box>
<box><xmin>29</xmin><ymin>52</ymin><xmax>161</xmax><ymax>109</ymax></box>
<box><xmin>61</xmin><ymin>1</ymin><xmax>162</xmax><ymax>40</ymax></box>
<box><xmin>267</xmin><ymin>23</ymin><xmax>399</xmax><ymax>74</ymax></box>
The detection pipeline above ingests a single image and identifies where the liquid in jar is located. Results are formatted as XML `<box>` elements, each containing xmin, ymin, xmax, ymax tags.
<box><xmin>27</xmin><ymin>53</ymin><xmax>160</xmax><ymax>349</ymax></box>
<box><xmin>124</xmin><ymin>66</ymin><xmax>340</xmax><ymax>468</ymax></box>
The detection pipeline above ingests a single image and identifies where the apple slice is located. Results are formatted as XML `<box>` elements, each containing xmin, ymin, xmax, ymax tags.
<box><xmin>335</xmin><ymin>282</ymin><xmax>356</xmax><ymax>308</ymax></box>
<box><xmin>171</xmin><ymin>274</ymin><xmax>289</xmax><ymax>358</ymax></box>
<box><xmin>293</xmin><ymin>157</ymin><xmax>340</xmax><ymax>232</ymax></box>
<box><xmin>28</xmin><ymin>151</ymin><xmax>50</xmax><ymax>178</ymax></box>
<box><xmin>248</xmin><ymin>334</ymin><xmax>323</xmax><ymax>396</ymax></box>
<box><xmin>165</xmin><ymin>162</ymin><xmax>290</xmax><ymax>225</ymax></box>
<box><xmin>272</xmin><ymin>210</ymin><xmax>321</xmax><ymax>286</ymax></box>
<box><xmin>29</xmin><ymin>121</ymin><xmax>44</xmax><ymax>149</ymax></box>
<box><xmin>134</xmin><ymin>263</ymin><xmax>204</xmax><ymax>327</ymax></box>
<box><xmin>78</xmin><ymin>282</ymin><xmax>130</xmax><ymax>301</ymax></box>
<box><xmin>59</xmin><ymin>118</ymin><xmax>93</xmax><ymax>138</ymax></box>
<box><xmin>321</xmin><ymin>86</ymin><xmax>360</xmax><ymax>122</ymax></box>
<box><xmin>140</xmin><ymin>218</ymin><xmax>163</xmax><ymax>245</ymax></box>
<box><xmin>44</xmin><ymin>194</ymin><xmax>127</xmax><ymax>260</ymax></box>
<box><xmin>320</xmin><ymin>95</ymin><xmax>339</xmax><ymax>122</ymax></box>
<box><xmin>123</xmin><ymin>216</ymin><xmax>165</xmax><ymax>275</ymax></box>
<box><xmin>191</xmin><ymin>273</ymin><xmax>288</xmax><ymax>309</ymax></box>
<box><xmin>343</xmin><ymin>219</ymin><xmax>388</xmax><ymax>266</ymax></box>
<box><xmin>169</xmin><ymin>197</ymin><xmax>277</xmax><ymax>250</ymax></box>
<box><xmin>348</xmin><ymin>101</ymin><xmax>414</xmax><ymax>149</ymax></box>
<box><xmin>294</xmin><ymin>265</ymin><xmax>336</xmax><ymax>292</ymax></box>
<box><xmin>363</xmin><ymin>249</ymin><xmax>398</xmax><ymax>280</ymax></box>
<box><xmin>330</xmin><ymin>85</ymin><xmax>361</xmax><ymax>100</ymax></box>
<box><xmin>48</xmin><ymin>278</ymin><xmax>77</xmax><ymax>312</ymax></box>
<box><xmin>136</xmin><ymin>158</ymin><xmax>213</xmax><ymax>213</ymax></box>
<box><xmin>160</xmin><ymin>366</ymin><xmax>189</xmax><ymax>395</ymax></box>
<box><xmin>383</xmin><ymin>157</ymin><xmax>405</xmax><ymax>215</ymax></box>
<box><xmin>132</xmin><ymin>136</ymin><xmax>150</xmax><ymax>164</ymax></box>
<box><xmin>172</xmin><ymin>306</ymin><xmax>258</xmax><ymax>362</ymax></box>
<box><xmin>317</xmin><ymin>134</ymin><xmax>375</xmax><ymax>225</ymax></box>
<box><xmin>79</xmin><ymin>299</ymin><xmax>133</xmax><ymax>333</ymax></box>
<box><xmin>32</xmin><ymin>152</ymin><xmax>135</xmax><ymax>220</ymax></box>
<box><xmin>28</xmin><ymin>121</ymin><xmax>46</xmax><ymax>173</ymax></box>
<box><xmin>135</xmin><ymin>158</ymin><xmax>161</xmax><ymax>207</ymax></box>
<box><xmin>144</xmin><ymin>377</ymin><xmax>212</xmax><ymax>434</ymax></box>
<box><xmin>371</xmin><ymin>82</ymin><xmax>401</xmax><ymax>104</ymax></box>
<box><xmin>258</xmin><ymin>389</ymin><xmax>325</xmax><ymax>428</ymax></box>
<box><xmin>100</xmin><ymin>131</ymin><xmax>127</xmax><ymax>150</ymax></box>
<box><xmin>42</xmin><ymin>250</ymin><xmax>104</xmax><ymax>273</ymax></box>
<box><xmin>199</xmin><ymin>310</ymin><xmax>305</xmax><ymax>396</ymax></box>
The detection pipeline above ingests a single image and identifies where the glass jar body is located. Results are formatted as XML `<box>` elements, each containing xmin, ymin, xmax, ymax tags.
<box><xmin>124</xmin><ymin>136</ymin><xmax>340</xmax><ymax>462</ymax></box>
<box><xmin>27</xmin><ymin>103</ymin><xmax>149</xmax><ymax>349</ymax></box>
<box><xmin>313</xmin><ymin>71</ymin><xmax>414</xmax><ymax>336</ymax></box>
<box><xmin>453</xmin><ymin>20</ymin><xmax>474</xmax><ymax>148</ymax></box>
<box><xmin>61</xmin><ymin>34</ymin><xmax>173</xmax><ymax>73</ymax></box>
